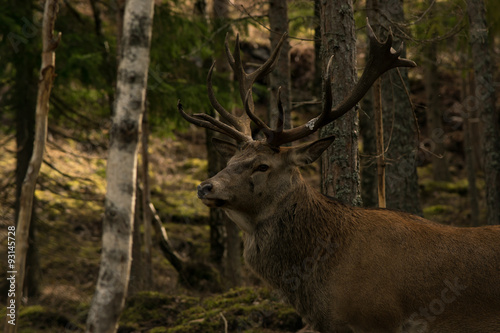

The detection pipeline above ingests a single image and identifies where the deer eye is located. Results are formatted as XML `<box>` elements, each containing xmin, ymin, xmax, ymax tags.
<box><xmin>255</xmin><ymin>164</ymin><xmax>269</xmax><ymax>172</ymax></box>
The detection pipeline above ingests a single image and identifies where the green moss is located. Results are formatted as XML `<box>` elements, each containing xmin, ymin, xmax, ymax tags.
<box><xmin>152</xmin><ymin>189</ymin><xmax>208</xmax><ymax>221</ymax></box>
<box><xmin>202</xmin><ymin>287</ymin><xmax>259</xmax><ymax>309</ymax></box>
<box><xmin>421</xmin><ymin>179</ymin><xmax>469</xmax><ymax>197</ymax></box>
<box><xmin>150</xmin><ymin>328</ymin><xmax>169</xmax><ymax>333</ymax></box>
<box><xmin>423</xmin><ymin>204</ymin><xmax>454</xmax><ymax>217</ymax></box>
<box><xmin>120</xmin><ymin>288</ymin><xmax>301</xmax><ymax>333</ymax></box>
<box><xmin>120</xmin><ymin>292</ymin><xmax>198</xmax><ymax>329</ymax></box>
<box><xmin>18</xmin><ymin>305</ymin><xmax>75</xmax><ymax>331</ymax></box>
<box><xmin>167</xmin><ymin>288</ymin><xmax>301</xmax><ymax>332</ymax></box>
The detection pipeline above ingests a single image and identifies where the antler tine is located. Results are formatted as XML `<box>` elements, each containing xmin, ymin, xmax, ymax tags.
<box><xmin>244</xmin><ymin>90</ymin><xmax>272</xmax><ymax>136</ymax></box>
<box><xmin>225</xmin><ymin>32</ymin><xmax>287</xmax><ymax>135</ymax></box>
<box><xmin>225</xmin><ymin>33</ymin><xmax>287</xmax><ymax>100</ymax></box>
<box><xmin>207</xmin><ymin>61</ymin><xmax>252</xmax><ymax>136</ymax></box>
<box><xmin>177</xmin><ymin>100</ymin><xmax>252</xmax><ymax>143</ymax></box>
<box><xmin>246</xmin><ymin>87</ymin><xmax>285</xmax><ymax>144</ymax></box>
<box><xmin>265</xmin><ymin>18</ymin><xmax>417</xmax><ymax>147</ymax></box>
<box><xmin>178</xmin><ymin>33</ymin><xmax>288</xmax><ymax>145</ymax></box>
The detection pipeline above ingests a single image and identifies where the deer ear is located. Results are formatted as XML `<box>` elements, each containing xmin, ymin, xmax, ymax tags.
<box><xmin>286</xmin><ymin>135</ymin><xmax>335</xmax><ymax>166</ymax></box>
<box><xmin>212</xmin><ymin>138</ymin><xmax>238</xmax><ymax>161</ymax></box>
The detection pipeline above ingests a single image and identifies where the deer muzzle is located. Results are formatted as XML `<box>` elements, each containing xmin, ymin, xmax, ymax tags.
<box><xmin>197</xmin><ymin>183</ymin><xmax>213</xmax><ymax>199</ymax></box>
<box><xmin>197</xmin><ymin>182</ymin><xmax>226</xmax><ymax>208</ymax></box>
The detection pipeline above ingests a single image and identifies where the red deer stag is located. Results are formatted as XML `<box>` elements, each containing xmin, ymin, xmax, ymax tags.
<box><xmin>177</xmin><ymin>23</ymin><xmax>500</xmax><ymax>333</ymax></box>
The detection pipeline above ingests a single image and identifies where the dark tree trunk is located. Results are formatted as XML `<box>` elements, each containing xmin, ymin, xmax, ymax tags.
<box><xmin>318</xmin><ymin>0</ymin><xmax>361</xmax><ymax>206</ymax></box>
<box><xmin>206</xmin><ymin>130</ymin><xmax>226</xmax><ymax>265</ymax></box>
<box><xmin>210</xmin><ymin>0</ymin><xmax>242</xmax><ymax>287</ymax></box>
<box><xmin>89</xmin><ymin>0</ymin><xmax>115</xmax><ymax>114</ymax></box>
<box><xmin>207</xmin><ymin>0</ymin><xmax>227</xmax><ymax>267</ymax></box>
<box><xmin>367</xmin><ymin>0</ymin><xmax>422</xmax><ymax>215</ymax></box>
<box><xmin>129</xmin><ymin>188</ymin><xmax>144</xmax><ymax>295</ymax></box>
<box><xmin>268</xmin><ymin>0</ymin><xmax>291</xmax><ymax>130</ymax></box>
<box><xmin>140</xmin><ymin>111</ymin><xmax>153</xmax><ymax>288</ymax></box>
<box><xmin>13</xmin><ymin>0</ymin><xmax>41</xmax><ymax>301</ymax></box>
<box><xmin>466</xmin><ymin>0</ymin><xmax>500</xmax><ymax>225</ymax></box>
<box><xmin>424</xmin><ymin>39</ymin><xmax>450</xmax><ymax>182</ymax></box>
<box><xmin>463</xmin><ymin>71</ymin><xmax>480</xmax><ymax>226</ymax></box>
<box><xmin>360</xmin><ymin>88</ymin><xmax>377</xmax><ymax>208</ymax></box>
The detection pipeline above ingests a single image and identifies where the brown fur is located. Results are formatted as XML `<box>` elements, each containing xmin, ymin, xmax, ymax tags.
<box><xmin>198</xmin><ymin>140</ymin><xmax>500</xmax><ymax>333</ymax></box>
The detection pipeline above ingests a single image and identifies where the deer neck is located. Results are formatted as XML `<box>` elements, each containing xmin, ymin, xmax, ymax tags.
<box><xmin>241</xmin><ymin>172</ymin><xmax>352</xmax><ymax>287</ymax></box>
<box><xmin>224</xmin><ymin>168</ymin><xmax>303</xmax><ymax>233</ymax></box>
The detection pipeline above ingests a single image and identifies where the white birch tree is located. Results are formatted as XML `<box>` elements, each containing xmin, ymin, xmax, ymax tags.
<box><xmin>85</xmin><ymin>0</ymin><xmax>155</xmax><ymax>331</ymax></box>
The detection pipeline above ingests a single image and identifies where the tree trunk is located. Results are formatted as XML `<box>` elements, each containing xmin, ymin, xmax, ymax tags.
<box><xmin>318</xmin><ymin>0</ymin><xmax>361</xmax><ymax>206</ymax></box>
<box><xmin>466</xmin><ymin>0</ymin><xmax>500</xmax><ymax>225</ymax></box>
<box><xmin>268</xmin><ymin>0</ymin><xmax>291</xmax><ymax>131</ymax></box>
<box><xmin>115</xmin><ymin>0</ymin><xmax>125</xmax><ymax>65</ymax></box>
<box><xmin>206</xmin><ymin>129</ymin><xmax>226</xmax><ymax>266</ymax></box>
<box><xmin>463</xmin><ymin>70</ymin><xmax>480</xmax><ymax>226</ymax></box>
<box><xmin>378</xmin><ymin>0</ymin><xmax>422</xmax><ymax>215</ymax></box>
<box><xmin>89</xmin><ymin>0</ymin><xmax>115</xmax><ymax>114</ymax></box>
<box><xmin>210</xmin><ymin>0</ymin><xmax>242</xmax><ymax>287</ymax></box>
<box><xmin>366</xmin><ymin>0</ymin><xmax>386</xmax><ymax>209</ymax></box>
<box><xmin>141</xmin><ymin>110</ymin><xmax>153</xmax><ymax>288</ymax></box>
<box><xmin>360</xmin><ymin>88</ymin><xmax>377</xmax><ymax>207</ymax></box>
<box><xmin>205</xmin><ymin>0</ymin><xmax>226</xmax><ymax>267</ymax></box>
<box><xmin>128</xmin><ymin>187</ymin><xmax>144</xmax><ymax>295</ymax></box>
<box><xmin>373</xmin><ymin>78</ymin><xmax>386</xmax><ymax>208</ymax></box>
<box><xmin>85</xmin><ymin>0</ymin><xmax>155</xmax><ymax>331</ymax></box>
<box><xmin>12</xmin><ymin>0</ymin><xmax>41</xmax><ymax>306</ymax></box>
<box><xmin>424</xmin><ymin>39</ymin><xmax>450</xmax><ymax>182</ymax></box>
<box><xmin>6</xmin><ymin>1</ymin><xmax>60</xmax><ymax>332</ymax></box>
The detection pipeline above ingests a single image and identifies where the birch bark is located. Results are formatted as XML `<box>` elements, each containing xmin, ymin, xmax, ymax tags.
<box><xmin>85</xmin><ymin>0</ymin><xmax>155</xmax><ymax>331</ymax></box>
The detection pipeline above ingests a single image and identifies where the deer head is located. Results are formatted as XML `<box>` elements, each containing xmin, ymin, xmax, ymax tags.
<box><xmin>178</xmin><ymin>20</ymin><xmax>416</xmax><ymax>232</ymax></box>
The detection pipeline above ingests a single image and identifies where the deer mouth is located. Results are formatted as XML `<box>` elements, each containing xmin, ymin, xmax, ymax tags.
<box><xmin>201</xmin><ymin>198</ymin><xmax>227</xmax><ymax>208</ymax></box>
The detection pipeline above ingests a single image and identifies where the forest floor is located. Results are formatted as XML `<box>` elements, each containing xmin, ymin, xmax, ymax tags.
<box><xmin>0</xmin><ymin>121</ymin><xmax>487</xmax><ymax>332</ymax></box>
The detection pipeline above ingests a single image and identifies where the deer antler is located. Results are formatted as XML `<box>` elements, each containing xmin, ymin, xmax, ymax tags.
<box><xmin>262</xmin><ymin>18</ymin><xmax>417</xmax><ymax>147</ymax></box>
<box><xmin>177</xmin><ymin>33</ymin><xmax>287</xmax><ymax>143</ymax></box>
<box><xmin>178</xmin><ymin>19</ymin><xmax>415</xmax><ymax>148</ymax></box>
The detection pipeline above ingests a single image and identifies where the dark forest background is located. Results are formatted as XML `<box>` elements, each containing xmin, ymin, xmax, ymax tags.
<box><xmin>0</xmin><ymin>0</ymin><xmax>499</xmax><ymax>332</ymax></box>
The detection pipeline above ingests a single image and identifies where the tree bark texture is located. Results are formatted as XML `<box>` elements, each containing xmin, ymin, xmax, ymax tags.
<box><xmin>424</xmin><ymin>39</ymin><xmax>450</xmax><ymax>182</ymax></box>
<box><xmin>141</xmin><ymin>111</ymin><xmax>153</xmax><ymax>288</ymax></box>
<box><xmin>360</xmin><ymin>88</ymin><xmax>377</xmax><ymax>207</ymax></box>
<box><xmin>128</xmin><ymin>188</ymin><xmax>144</xmax><ymax>295</ymax></box>
<box><xmin>13</xmin><ymin>0</ymin><xmax>41</xmax><ymax>303</ymax></box>
<box><xmin>206</xmin><ymin>0</ymin><xmax>227</xmax><ymax>267</ymax></box>
<box><xmin>85</xmin><ymin>0</ymin><xmax>155</xmax><ymax>331</ymax></box>
<box><xmin>6</xmin><ymin>1</ymin><xmax>60</xmax><ymax>333</ymax></box>
<box><xmin>376</xmin><ymin>0</ymin><xmax>422</xmax><ymax>215</ymax></box>
<box><xmin>319</xmin><ymin>0</ymin><xmax>361</xmax><ymax>206</ymax></box>
<box><xmin>210</xmin><ymin>0</ymin><xmax>242</xmax><ymax>287</ymax></box>
<box><xmin>268</xmin><ymin>0</ymin><xmax>291</xmax><ymax>131</ymax></box>
<box><xmin>463</xmin><ymin>72</ymin><xmax>480</xmax><ymax>226</ymax></box>
<box><xmin>466</xmin><ymin>0</ymin><xmax>500</xmax><ymax>225</ymax></box>
<box><xmin>372</xmin><ymin>78</ymin><xmax>386</xmax><ymax>208</ymax></box>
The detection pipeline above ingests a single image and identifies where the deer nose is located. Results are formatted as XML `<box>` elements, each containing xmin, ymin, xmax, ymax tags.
<box><xmin>197</xmin><ymin>183</ymin><xmax>213</xmax><ymax>199</ymax></box>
